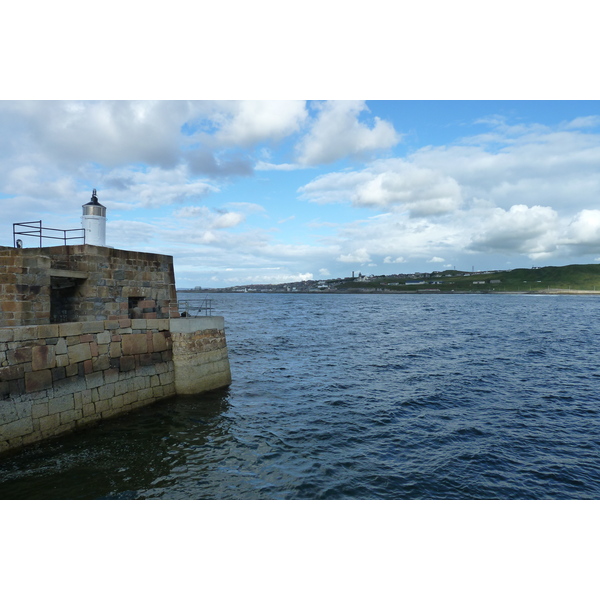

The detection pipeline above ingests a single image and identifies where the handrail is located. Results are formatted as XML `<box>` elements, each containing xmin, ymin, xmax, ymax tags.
<box><xmin>178</xmin><ymin>298</ymin><xmax>214</xmax><ymax>317</ymax></box>
<box><xmin>13</xmin><ymin>221</ymin><xmax>86</xmax><ymax>248</ymax></box>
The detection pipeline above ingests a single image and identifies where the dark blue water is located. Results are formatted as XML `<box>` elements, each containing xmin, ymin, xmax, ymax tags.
<box><xmin>1</xmin><ymin>293</ymin><xmax>600</xmax><ymax>499</ymax></box>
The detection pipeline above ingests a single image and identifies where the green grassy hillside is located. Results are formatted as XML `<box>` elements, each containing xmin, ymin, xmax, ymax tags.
<box><xmin>335</xmin><ymin>264</ymin><xmax>600</xmax><ymax>293</ymax></box>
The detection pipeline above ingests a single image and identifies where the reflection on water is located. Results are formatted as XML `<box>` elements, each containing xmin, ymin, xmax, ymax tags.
<box><xmin>0</xmin><ymin>390</ymin><xmax>232</xmax><ymax>500</ymax></box>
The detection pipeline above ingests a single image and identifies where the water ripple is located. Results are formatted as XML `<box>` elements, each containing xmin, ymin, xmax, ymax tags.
<box><xmin>2</xmin><ymin>293</ymin><xmax>600</xmax><ymax>499</ymax></box>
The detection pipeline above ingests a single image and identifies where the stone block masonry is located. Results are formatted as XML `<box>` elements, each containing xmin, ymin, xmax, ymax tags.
<box><xmin>0</xmin><ymin>316</ymin><xmax>231</xmax><ymax>455</ymax></box>
<box><xmin>170</xmin><ymin>317</ymin><xmax>232</xmax><ymax>395</ymax></box>
<box><xmin>0</xmin><ymin>245</ymin><xmax>179</xmax><ymax>327</ymax></box>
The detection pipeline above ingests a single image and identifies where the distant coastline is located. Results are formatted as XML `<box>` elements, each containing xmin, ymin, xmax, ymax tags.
<box><xmin>179</xmin><ymin>263</ymin><xmax>600</xmax><ymax>296</ymax></box>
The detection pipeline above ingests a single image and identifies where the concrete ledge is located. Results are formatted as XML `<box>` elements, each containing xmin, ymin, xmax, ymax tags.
<box><xmin>48</xmin><ymin>269</ymin><xmax>88</xmax><ymax>279</ymax></box>
<box><xmin>169</xmin><ymin>316</ymin><xmax>225</xmax><ymax>333</ymax></box>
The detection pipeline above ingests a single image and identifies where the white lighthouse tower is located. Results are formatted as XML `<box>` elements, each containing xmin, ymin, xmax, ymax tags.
<box><xmin>82</xmin><ymin>189</ymin><xmax>106</xmax><ymax>246</ymax></box>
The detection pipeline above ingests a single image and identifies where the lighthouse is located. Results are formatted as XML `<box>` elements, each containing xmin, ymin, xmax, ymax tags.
<box><xmin>82</xmin><ymin>189</ymin><xmax>106</xmax><ymax>246</ymax></box>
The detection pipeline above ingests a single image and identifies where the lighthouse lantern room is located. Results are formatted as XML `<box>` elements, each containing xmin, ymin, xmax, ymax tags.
<box><xmin>82</xmin><ymin>189</ymin><xmax>106</xmax><ymax>246</ymax></box>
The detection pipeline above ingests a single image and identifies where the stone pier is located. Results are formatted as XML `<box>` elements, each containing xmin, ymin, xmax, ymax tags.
<box><xmin>170</xmin><ymin>317</ymin><xmax>232</xmax><ymax>395</ymax></box>
<box><xmin>0</xmin><ymin>244</ymin><xmax>232</xmax><ymax>456</ymax></box>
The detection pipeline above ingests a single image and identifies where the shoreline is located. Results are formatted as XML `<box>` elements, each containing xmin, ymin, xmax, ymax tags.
<box><xmin>181</xmin><ymin>288</ymin><xmax>600</xmax><ymax>296</ymax></box>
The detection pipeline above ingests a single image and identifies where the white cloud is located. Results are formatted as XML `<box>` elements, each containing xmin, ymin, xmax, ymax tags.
<box><xmin>299</xmin><ymin>159</ymin><xmax>462</xmax><ymax>215</ymax></box>
<box><xmin>296</xmin><ymin>272</ymin><xmax>314</xmax><ymax>281</ymax></box>
<box><xmin>100</xmin><ymin>165</ymin><xmax>218</xmax><ymax>209</ymax></box>
<box><xmin>428</xmin><ymin>256</ymin><xmax>445</xmax><ymax>263</ymax></box>
<box><xmin>211</xmin><ymin>101</ymin><xmax>308</xmax><ymax>147</ymax></box>
<box><xmin>106</xmin><ymin>220</ymin><xmax>162</xmax><ymax>247</ymax></box>
<box><xmin>173</xmin><ymin>205</ymin><xmax>245</xmax><ymax>229</ymax></box>
<box><xmin>337</xmin><ymin>247</ymin><xmax>372</xmax><ymax>263</ymax></box>
<box><xmin>318</xmin><ymin>268</ymin><xmax>331</xmax><ymax>276</ymax></box>
<box><xmin>564</xmin><ymin>210</ymin><xmax>600</xmax><ymax>251</ymax></box>
<box><xmin>468</xmin><ymin>204</ymin><xmax>559</xmax><ymax>259</ymax></box>
<box><xmin>561</xmin><ymin>116</ymin><xmax>600</xmax><ymax>130</ymax></box>
<box><xmin>213</xmin><ymin>212</ymin><xmax>245</xmax><ymax>228</ymax></box>
<box><xmin>2</xmin><ymin>101</ymin><xmax>191</xmax><ymax>168</ymax></box>
<box><xmin>225</xmin><ymin>202</ymin><xmax>266</xmax><ymax>214</ymax></box>
<box><xmin>384</xmin><ymin>256</ymin><xmax>406</xmax><ymax>264</ymax></box>
<box><xmin>295</xmin><ymin>101</ymin><xmax>400</xmax><ymax>166</ymax></box>
<box><xmin>278</xmin><ymin>215</ymin><xmax>296</xmax><ymax>224</ymax></box>
<box><xmin>410</xmin><ymin>128</ymin><xmax>600</xmax><ymax>213</ymax></box>
<box><xmin>255</xmin><ymin>161</ymin><xmax>304</xmax><ymax>171</ymax></box>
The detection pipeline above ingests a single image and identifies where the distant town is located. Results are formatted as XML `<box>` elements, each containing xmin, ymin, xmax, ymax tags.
<box><xmin>179</xmin><ymin>264</ymin><xmax>600</xmax><ymax>295</ymax></box>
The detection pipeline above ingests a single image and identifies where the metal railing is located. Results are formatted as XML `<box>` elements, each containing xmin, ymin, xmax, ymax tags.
<box><xmin>178</xmin><ymin>298</ymin><xmax>214</xmax><ymax>317</ymax></box>
<box><xmin>13</xmin><ymin>221</ymin><xmax>86</xmax><ymax>248</ymax></box>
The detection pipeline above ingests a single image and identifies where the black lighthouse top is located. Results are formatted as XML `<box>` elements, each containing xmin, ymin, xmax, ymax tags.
<box><xmin>84</xmin><ymin>189</ymin><xmax>104</xmax><ymax>207</ymax></box>
<box><xmin>82</xmin><ymin>189</ymin><xmax>106</xmax><ymax>216</ymax></box>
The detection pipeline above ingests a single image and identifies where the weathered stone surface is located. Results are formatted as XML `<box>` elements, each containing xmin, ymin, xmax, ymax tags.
<box><xmin>85</xmin><ymin>371</ymin><xmax>104</xmax><ymax>389</ymax></box>
<box><xmin>32</xmin><ymin>345</ymin><xmax>56</xmax><ymax>371</ymax></box>
<box><xmin>59</xmin><ymin>322</ymin><xmax>83</xmax><ymax>337</ymax></box>
<box><xmin>119</xmin><ymin>356</ymin><xmax>136</xmax><ymax>372</ymax></box>
<box><xmin>171</xmin><ymin>322</ymin><xmax>231</xmax><ymax>395</ymax></box>
<box><xmin>122</xmin><ymin>334</ymin><xmax>148</xmax><ymax>355</ymax></box>
<box><xmin>104</xmin><ymin>368</ymin><xmax>119</xmax><ymax>384</ymax></box>
<box><xmin>54</xmin><ymin>338</ymin><xmax>68</xmax><ymax>355</ymax></box>
<box><xmin>53</xmin><ymin>375</ymin><xmax>87</xmax><ymax>396</ymax></box>
<box><xmin>159</xmin><ymin>372</ymin><xmax>174</xmax><ymax>386</ymax></box>
<box><xmin>0</xmin><ymin>364</ymin><xmax>25</xmax><ymax>381</ymax></box>
<box><xmin>94</xmin><ymin>399</ymin><xmax>110</xmax><ymax>413</ymax></box>
<box><xmin>138</xmin><ymin>353</ymin><xmax>154</xmax><ymax>367</ymax></box>
<box><xmin>51</xmin><ymin>367</ymin><xmax>66</xmax><ymax>382</ymax></box>
<box><xmin>9</xmin><ymin>378</ymin><xmax>25</xmax><ymax>396</ymax></box>
<box><xmin>65</xmin><ymin>363</ymin><xmax>78</xmax><ymax>377</ymax></box>
<box><xmin>32</xmin><ymin>403</ymin><xmax>49</xmax><ymax>419</ymax></box>
<box><xmin>152</xmin><ymin>332</ymin><xmax>169</xmax><ymax>352</ymax></box>
<box><xmin>81</xmin><ymin>321</ymin><xmax>105</xmax><ymax>334</ymax></box>
<box><xmin>98</xmin><ymin>383</ymin><xmax>115</xmax><ymax>401</ymax></box>
<box><xmin>156</xmin><ymin>318</ymin><xmax>169</xmax><ymax>331</ymax></box>
<box><xmin>0</xmin><ymin>329</ymin><xmax>14</xmax><ymax>343</ymax></box>
<box><xmin>0</xmin><ymin>416</ymin><xmax>34</xmax><ymax>438</ymax></box>
<box><xmin>68</xmin><ymin>343</ymin><xmax>92</xmax><ymax>364</ymax></box>
<box><xmin>13</xmin><ymin>326</ymin><xmax>38</xmax><ymax>342</ymax></box>
<box><xmin>8</xmin><ymin>346</ymin><xmax>33</xmax><ymax>364</ymax></box>
<box><xmin>25</xmin><ymin>370</ymin><xmax>52</xmax><ymax>393</ymax></box>
<box><xmin>37</xmin><ymin>324</ymin><xmax>59</xmax><ymax>338</ymax></box>
<box><xmin>131</xmin><ymin>319</ymin><xmax>147</xmax><ymax>330</ymax></box>
<box><xmin>97</xmin><ymin>330</ymin><xmax>111</xmax><ymax>345</ymax></box>
<box><xmin>38</xmin><ymin>413</ymin><xmax>61</xmax><ymax>432</ymax></box>
<box><xmin>82</xmin><ymin>403</ymin><xmax>96</xmax><ymax>418</ymax></box>
<box><xmin>92</xmin><ymin>355</ymin><xmax>111</xmax><ymax>372</ymax></box>
<box><xmin>60</xmin><ymin>409</ymin><xmax>82</xmax><ymax>425</ymax></box>
<box><xmin>48</xmin><ymin>394</ymin><xmax>75</xmax><ymax>415</ymax></box>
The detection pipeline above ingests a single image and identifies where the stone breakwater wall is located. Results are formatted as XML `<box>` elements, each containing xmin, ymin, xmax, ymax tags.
<box><xmin>0</xmin><ymin>316</ymin><xmax>231</xmax><ymax>455</ymax></box>
<box><xmin>170</xmin><ymin>317</ymin><xmax>232</xmax><ymax>395</ymax></box>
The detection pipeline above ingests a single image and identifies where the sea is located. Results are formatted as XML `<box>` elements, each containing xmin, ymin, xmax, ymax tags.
<box><xmin>1</xmin><ymin>291</ymin><xmax>600</xmax><ymax>500</ymax></box>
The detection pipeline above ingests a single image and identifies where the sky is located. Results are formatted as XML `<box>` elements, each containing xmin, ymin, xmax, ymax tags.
<box><xmin>1</xmin><ymin>100</ymin><xmax>600</xmax><ymax>288</ymax></box>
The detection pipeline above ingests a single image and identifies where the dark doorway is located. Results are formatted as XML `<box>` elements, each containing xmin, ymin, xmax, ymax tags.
<box><xmin>50</xmin><ymin>277</ymin><xmax>82</xmax><ymax>323</ymax></box>
<box><xmin>128</xmin><ymin>296</ymin><xmax>145</xmax><ymax>319</ymax></box>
